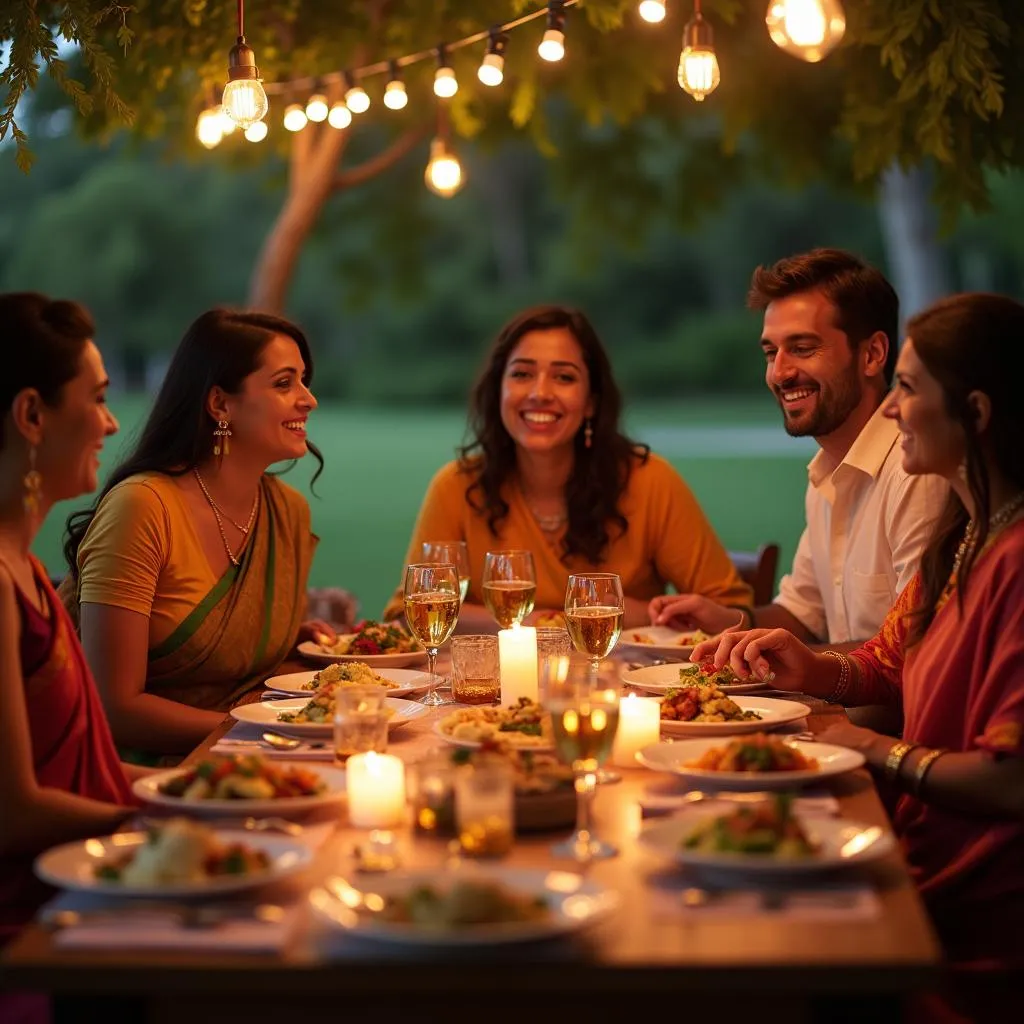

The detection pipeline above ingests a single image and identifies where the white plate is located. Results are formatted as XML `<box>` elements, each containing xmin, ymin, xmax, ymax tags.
<box><xmin>309</xmin><ymin>867</ymin><xmax>618</xmax><ymax>946</ymax></box>
<box><xmin>131</xmin><ymin>764</ymin><xmax>347</xmax><ymax>816</ymax></box>
<box><xmin>659</xmin><ymin>696</ymin><xmax>811</xmax><ymax>737</ymax></box>
<box><xmin>636</xmin><ymin>737</ymin><xmax>865</xmax><ymax>789</ymax></box>
<box><xmin>617</xmin><ymin>625</ymin><xmax>717</xmax><ymax>659</ymax></box>
<box><xmin>431</xmin><ymin>718</ymin><xmax>554</xmax><ymax>753</ymax></box>
<box><xmin>297</xmin><ymin>640</ymin><xmax>428</xmax><ymax>669</ymax></box>
<box><xmin>34</xmin><ymin>830</ymin><xmax>313</xmax><ymax>898</ymax></box>
<box><xmin>263</xmin><ymin>668</ymin><xmax>431</xmax><ymax>698</ymax></box>
<box><xmin>639</xmin><ymin>810</ymin><xmax>895</xmax><ymax>875</ymax></box>
<box><xmin>621</xmin><ymin>662</ymin><xmax>770</xmax><ymax>696</ymax></box>
<box><xmin>231</xmin><ymin>697</ymin><xmax>430</xmax><ymax>740</ymax></box>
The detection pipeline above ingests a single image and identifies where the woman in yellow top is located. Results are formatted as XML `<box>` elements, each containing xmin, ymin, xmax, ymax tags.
<box><xmin>61</xmin><ymin>309</ymin><xmax>334</xmax><ymax>760</ymax></box>
<box><xmin>383</xmin><ymin>305</ymin><xmax>752</xmax><ymax>630</ymax></box>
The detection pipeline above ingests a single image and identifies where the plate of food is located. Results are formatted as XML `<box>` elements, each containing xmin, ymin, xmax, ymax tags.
<box><xmin>617</xmin><ymin>625</ymin><xmax>716</xmax><ymax>659</ymax></box>
<box><xmin>433</xmin><ymin>698</ymin><xmax>553</xmax><ymax>751</ymax></box>
<box><xmin>308</xmin><ymin>867</ymin><xmax>618</xmax><ymax>946</ymax></box>
<box><xmin>231</xmin><ymin>695</ymin><xmax>429</xmax><ymax>740</ymax></box>
<box><xmin>658</xmin><ymin>688</ymin><xmax>810</xmax><ymax>737</ymax></box>
<box><xmin>639</xmin><ymin>794</ymin><xmax>895</xmax><ymax>876</ymax></box>
<box><xmin>263</xmin><ymin>664</ymin><xmax>430</xmax><ymax>698</ymax></box>
<box><xmin>297</xmin><ymin>619</ymin><xmax>427</xmax><ymax>668</ymax></box>
<box><xmin>131</xmin><ymin>755</ymin><xmax>346</xmax><ymax>815</ymax></box>
<box><xmin>636</xmin><ymin>733</ymin><xmax>864</xmax><ymax>789</ymax></box>
<box><xmin>621</xmin><ymin>658</ymin><xmax>771</xmax><ymax>696</ymax></box>
<box><xmin>34</xmin><ymin>817</ymin><xmax>313</xmax><ymax>897</ymax></box>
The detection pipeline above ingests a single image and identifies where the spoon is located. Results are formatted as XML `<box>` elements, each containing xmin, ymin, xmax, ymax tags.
<box><xmin>261</xmin><ymin>730</ymin><xmax>326</xmax><ymax>751</ymax></box>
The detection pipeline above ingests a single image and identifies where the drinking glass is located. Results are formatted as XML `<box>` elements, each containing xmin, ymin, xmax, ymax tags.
<box><xmin>450</xmin><ymin>634</ymin><xmax>500</xmax><ymax>704</ymax></box>
<box><xmin>546</xmin><ymin>657</ymin><xmax>620</xmax><ymax>861</ymax></box>
<box><xmin>421</xmin><ymin>540</ymin><xmax>471</xmax><ymax>604</ymax></box>
<box><xmin>454</xmin><ymin>761</ymin><xmax>515</xmax><ymax>857</ymax></box>
<box><xmin>403</xmin><ymin>562</ymin><xmax>461</xmax><ymax>706</ymax></box>
<box><xmin>332</xmin><ymin>685</ymin><xmax>390</xmax><ymax>764</ymax></box>
<box><xmin>564</xmin><ymin>572</ymin><xmax>625</xmax><ymax>680</ymax></box>
<box><xmin>482</xmin><ymin>549</ymin><xmax>537</xmax><ymax>629</ymax></box>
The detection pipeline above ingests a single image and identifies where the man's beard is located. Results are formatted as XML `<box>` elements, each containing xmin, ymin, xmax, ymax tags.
<box><xmin>777</xmin><ymin>365</ymin><xmax>863</xmax><ymax>439</ymax></box>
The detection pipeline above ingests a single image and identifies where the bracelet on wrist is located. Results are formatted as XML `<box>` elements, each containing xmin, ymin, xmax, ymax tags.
<box><xmin>912</xmin><ymin>747</ymin><xmax>947</xmax><ymax>797</ymax></box>
<box><xmin>884</xmin><ymin>740</ymin><xmax>919</xmax><ymax>783</ymax></box>
<box><xmin>821</xmin><ymin>650</ymin><xmax>852</xmax><ymax>704</ymax></box>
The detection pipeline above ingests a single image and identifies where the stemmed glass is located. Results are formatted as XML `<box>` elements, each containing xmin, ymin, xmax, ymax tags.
<box><xmin>403</xmin><ymin>562</ymin><xmax>461</xmax><ymax>707</ymax></box>
<box><xmin>564</xmin><ymin>572</ymin><xmax>625</xmax><ymax>680</ymax></box>
<box><xmin>545</xmin><ymin>656</ymin><xmax>621</xmax><ymax>861</ymax></box>
<box><xmin>421</xmin><ymin>541</ymin><xmax>471</xmax><ymax>604</ymax></box>
<box><xmin>482</xmin><ymin>549</ymin><xmax>536</xmax><ymax>629</ymax></box>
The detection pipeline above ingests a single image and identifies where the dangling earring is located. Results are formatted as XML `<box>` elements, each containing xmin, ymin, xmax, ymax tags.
<box><xmin>23</xmin><ymin>445</ymin><xmax>42</xmax><ymax>517</ymax></box>
<box><xmin>213</xmin><ymin>420</ymin><xmax>232</xmax><ymax>457</ymax></box>
<box><xmin>957</xmin><ymin>457</ymin><xmax>968</xmax><ymax>484</ymax></box>
<box><xmin>584</xmin><ymin>418</ymin><xmax>593</xmax><ymax>449</ymax></box>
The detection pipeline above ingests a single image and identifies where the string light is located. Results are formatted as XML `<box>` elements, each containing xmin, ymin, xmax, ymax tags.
<box><xmin>221</xmin><ymin>0</ymin><xmax>268</xmax><ymax>128</ymax></box>
<box><xmin>765</xmin><ymin>0</ymin><xmax>845</xmax><ymax>62</ymax></box>
<box><xmin>283</xmin><ymin>102</ymin><xmax>308</xmax><ymax>132</ymax></box>
<box><xmin>195</xmin><ymin>105</ymin><xmax>224</xmax><ymax>149</ymax></box>
<box><xmin>382</xmin><ymin>60</ymin><xmax>408</xmax><ymax>109</ymax></box>
<box><xmin>305</xmin><ymin>92</ymin><xmax>329</xmax><ymax>122</ymax></box>
<box><xmin>344</xmin><ymin>70</ymin><xmax>371</xmax><ymax>113</ymax></box>
<box><xmin>424</xmin><ymin>136</ymin><xmax>463</xmax><ymax>197</ymax></box>
<box><xmin>217</xmin><ymin>107</ymin><xmax>237</xmax><ymax>136</ymax></box>
<box><xmin>478</xmin><ymin>28</ymin><xmax>508</xmax><ymax>86</ymax></box>
<box><xmin>433</xmin><ymin>45</ymin><xmax>459</xmax><ymax>97</ymax></box>
<box><xmin>538</xmin><ymin>1</ymin><xmax>566</xmax><ymax>62</ymax></box>
<box><xmin>244</xmin><ymin>119</ymin><xmax>268</xmax><ymax>142</ymax></box>
<box><xmin>677</xmin><ymin>0</ymin><xmax>720</xmax><ymax>101</ymax></box>
<box><xmin>638</xmin><ymin>0</ymin><xmax>667</xmax><ymax>23</ymax></box>
<box><xmin>328</xmin><ymin>100</ymin><xmax>353</xmax><ymax>129</ymax></box>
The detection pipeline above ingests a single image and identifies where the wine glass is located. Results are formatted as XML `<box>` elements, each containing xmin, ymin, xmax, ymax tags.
<box><xmin>545</xmin><ymin>656</ymin><xmax>621</xmax><ymax>861</ymax></box>
<box><xmin>403</xmin><ymin>562</ymin><xmax>461</xmax><ymax>706</ymax></box>
<box><xmin>421</xmin><ymin>540</ymin><xmax>471</xmax><ymax>604</ymax></box>
<box><xmin>482</xmin><ymin>550</ymin><xmax>536</xmax><ymax>629</ymax></box>
<box><xmin>564</xmin><ymin>573</ymin><xmax>625</xmax><ymax>680</ymax></box>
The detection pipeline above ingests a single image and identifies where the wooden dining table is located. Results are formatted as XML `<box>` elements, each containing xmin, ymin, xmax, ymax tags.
<box><xmin>0</xmin><ymin>655</ymin><xmax>942</xmax><ymax>1024</ymax></box>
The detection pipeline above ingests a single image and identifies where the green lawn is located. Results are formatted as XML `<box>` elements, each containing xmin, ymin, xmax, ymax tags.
<box><xmin>35</xmin><ymin>396</ymin><xmax>810</xmax><ymax>618</ymax></box>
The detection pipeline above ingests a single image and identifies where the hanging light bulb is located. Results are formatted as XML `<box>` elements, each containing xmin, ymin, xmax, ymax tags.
<box><xmin>283</xmin><ymin>102</ymin><xmax>308</xmax><ymax>132</ymax></box>
<box><xmin>433</xmin><ymin>46</ymin><xmax>459</xmax><ymax>98</ymax></box>
<box><xmin>344</xmin><ymin>70</ymin><xmax>371</xmax><ymax>113</ymax></box>
<box><xmin>217</xmin><ymin>105</ymin><xmax>237</xmax><ymax>135</ymax></box>
<box><xmin>677</xmin><ymin>1</ymin><xmax>720</xmax><ymax>101</ymax></box>
<box><xmin>305</xmin><ymin>92</ymin><xmax>329</xmax><ymax>122</ymax></box>
<box><xmin>538</xmin><ymin>1</ymin><xmax>566</xmax><ymax>62</ymax></box>
<box><xmin>195</xmin><ymin>106</ymin><xmax>224</xmax><ymax>149</ymax></box>
<box><xmin>424</xmin><ymin>136</ymin><xmax>463</xmax><ymax>197</ymax></box>
<box><xmin>383</xmin><ymin>60</ymin><xmax>409</xmax><ymax>110</ymax></box>
<box><xmin>244</xmin><ymin>119</ymin><xmax>268</xmax><ymax>142</ymax></box>
<box><xmin>478</xmin><ymin>28</ymin><xmax>508</xmax><ymax>86</ymax></box>
<box><xmin>221</xmin><ymin>0</ymin><xmax>268</xmax><ymax>128</ymax></box>
<box><xmin>328</xmin><ymin>100</ymin><xmax>353</xmax><ymax>129</ymax></box>
<box><xmin>638</xmin><ymin>0</ymin><xmax>667</xmax><ymax>24</ymax></box>
<box><xmin>766</xmin><ymin>0</ymin><xmax>845</xmax><ymax>62</ymax></box>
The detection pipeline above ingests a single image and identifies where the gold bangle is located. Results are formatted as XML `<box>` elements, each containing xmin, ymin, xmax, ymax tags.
<box><xmin>912</xmin><ymin>748</ymin><xmax>946</xmax><ymax>797</ymax></box>
<box><xmin>821</xmin><ymin>650</ymin><xmax>851</xmax><ymax>704</ymax></box>
<box><xmin>884</xmin><ymin>740</ymin><xmax>918</xmax><ymax>783</ymax></box>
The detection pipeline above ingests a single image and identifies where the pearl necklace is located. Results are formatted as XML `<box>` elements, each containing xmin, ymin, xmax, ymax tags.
<box><xmin>528</xmin><ymin>505</ymin><xmax>567</xmax><ymax>532</ymax></box>
<box><xmin>945</xmin><ymin>490</ymin><xmax>1024</xmax><ymax>597</ymax></box>
<box><xmin>193</xmin><ymin>469</ymin><xmax>259</xmax><ymax>567</ymax></box>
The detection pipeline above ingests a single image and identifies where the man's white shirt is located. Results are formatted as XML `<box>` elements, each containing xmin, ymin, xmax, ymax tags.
<box><xmin>775</xmin><ymin>402</ymin><xmax>948</xmax><ymax>644</ymax></box>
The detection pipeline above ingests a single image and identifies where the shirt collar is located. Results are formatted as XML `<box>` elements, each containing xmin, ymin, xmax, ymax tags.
<box><xmin>807</xmin><ymin>401</ymin><xmax>898</xmax><ymax>488</ymax></box>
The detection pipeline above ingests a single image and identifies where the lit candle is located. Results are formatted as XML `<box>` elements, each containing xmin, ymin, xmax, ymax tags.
<box><xmin>498</xmin><ymin>624</ymin><xmax>538</xmax><ymax>706</ymax></box>
<box><xmin>346</xmin><ymin>752</ymin><xmax>406</xmax><ymax>828</ymax></box>
<box><xmin>611</xmin><ymin>694</ymin><xmax>661</xmax><ymax>768</ymax></box>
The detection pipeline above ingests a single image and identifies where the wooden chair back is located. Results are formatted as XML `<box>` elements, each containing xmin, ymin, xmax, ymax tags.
<box><xmin>727</xmin><ymin>542</ymin><xmax>780</xmax><ymax>607</ymax></box>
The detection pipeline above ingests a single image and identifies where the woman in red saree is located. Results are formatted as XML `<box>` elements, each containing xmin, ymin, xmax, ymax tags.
<box><xmin>693</xmin><ymin>293</ymin><xmax>1024</xmax><ymax>1021</ymax></box>
<box><xmin>0</xmin><ymin>294</ymin><xmax>138</xmax><ymax>1022</ymax></box>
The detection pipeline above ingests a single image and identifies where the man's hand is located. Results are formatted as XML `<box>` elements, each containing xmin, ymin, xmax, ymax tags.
<box><xmin>647</xmin><ymin>593</ymin><xmax>746</xmax><ymax>635</ymax></box>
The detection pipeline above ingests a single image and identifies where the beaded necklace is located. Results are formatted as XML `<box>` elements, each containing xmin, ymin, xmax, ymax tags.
<box><xmin>193</xmin><ymin>468</ymin><xmax>259</xmax><ymax>567</ymax></box>
<box><xmin>940</xmin><ymin>491</ymin><xmax>1024</xmax><ymax>605</ymax></box>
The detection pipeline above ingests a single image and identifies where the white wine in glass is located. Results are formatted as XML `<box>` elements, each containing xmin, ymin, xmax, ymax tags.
<box><xmin>482</xmin><ymin>550</ymin><xmax>536</xmax><ymax>629</ymax></box>
<box><xmin>403</xmin><ymin>562</ymin><xmax>460</xmax><ymax>706</ymax></box>
<box><xmin>421</xmin><ymin>540</ymin><xmax>471</xmax><ymax>604</ymax></box>
<box><xmin>564</xmin><ymin>573</ymin><xmax>625</xmax><ymax>675</ymax></box>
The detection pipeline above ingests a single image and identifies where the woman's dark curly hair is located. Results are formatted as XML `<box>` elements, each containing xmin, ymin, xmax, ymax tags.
<box><xmin>64</xmin><ymin>308</ymin><xmax>324</xmax><ymax>579</ymax></box>
<box><xmin>458</xmin><ymin>305</ymin><xmax>647</xmax><ymax>564</ymax></box>
<box><xmin>903</xmin><ymin>293</ymin><xmax>1024</xmax><ymax>646</ymax></box>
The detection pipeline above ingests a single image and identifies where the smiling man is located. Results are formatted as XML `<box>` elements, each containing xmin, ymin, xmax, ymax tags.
<box><xmin>651</xmin><ymin>248</ymin><xmax>947</xmax><ymax>649</ymax></box>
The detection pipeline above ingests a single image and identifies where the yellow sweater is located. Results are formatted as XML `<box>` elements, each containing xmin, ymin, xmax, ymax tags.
<box><xmin>383</xmin><ymin>452</ymin><xmax>752</xmax><ymax>619</ymax></box>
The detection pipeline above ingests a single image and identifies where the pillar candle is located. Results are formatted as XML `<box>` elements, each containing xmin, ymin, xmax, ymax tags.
<box><xmin>346</xmin><ymin>752</ymin><xmax>406</xmax><ymax>828</ymax></box>
<box><xmin>611</xmin><ymin>693</ymin><xmax>661</xmax><ymax>767</ymax></box>
<box><xmin>498</xmin><ymin>624</ymin><xmax>539</xmax><ymax>706</ymax></box>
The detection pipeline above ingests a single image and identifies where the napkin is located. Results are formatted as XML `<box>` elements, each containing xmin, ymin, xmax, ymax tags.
<box><xmin>639</xmin><ymin>785</ymin><xmax>839</xmax><ymax>817</ymax></box>
<box><xmin>211</xmin><ymin>721</ymin><xmax>334</xmax><ymax>760</ymax></box>
<box><xmin>648</xmin><ymin>881</ymin><xmax>881</xmax><ymax>922</ymax></box>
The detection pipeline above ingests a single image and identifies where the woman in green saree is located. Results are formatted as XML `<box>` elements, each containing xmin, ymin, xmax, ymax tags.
<box><xmin>61</xmin><ymin>309</ymin><xmax>335</xmax><ymax>760</ymax></box>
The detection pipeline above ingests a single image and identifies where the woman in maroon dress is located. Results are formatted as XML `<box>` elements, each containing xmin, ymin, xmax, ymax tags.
<box><xmin>694</xmin><ymin>293</ymin><xmax>1024</xmax><ymax>1021</ymax></box>
<box><xmin>0</xmin><ymin>293</ymin><xmax>138</xmax><ymax>1022</ymax></box>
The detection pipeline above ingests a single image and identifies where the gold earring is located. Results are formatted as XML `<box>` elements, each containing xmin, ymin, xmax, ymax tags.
<box><xmin>584</xmin><ymin>418</ymin><xmax>593</xmax><ymax>449</ymax></box>
<box><xmin>213</xmin><ymin>420</ymin><xmax>232</xmax><ymax>457</ymax></box>
<box><xmin>23</xmin><ymin>445</ymin><xmax>42</xmax><ymax>516</ymax></box>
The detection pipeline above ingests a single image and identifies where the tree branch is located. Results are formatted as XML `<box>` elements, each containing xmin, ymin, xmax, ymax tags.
<box><xmin>332</xmin><ymin>124</ymin><xmax>429</xmax><ymax>191</ymax></box>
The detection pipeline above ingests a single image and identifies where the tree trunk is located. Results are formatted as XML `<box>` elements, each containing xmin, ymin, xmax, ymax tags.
<box><xmin>475</xmin><ymin>144</ymin><xmax>532</xmax><ymax>287</ymax></box>
<box><xmin>877</xmin><ymin>163</ymin><xmax>952</xmax><ymax>323</ymax></box>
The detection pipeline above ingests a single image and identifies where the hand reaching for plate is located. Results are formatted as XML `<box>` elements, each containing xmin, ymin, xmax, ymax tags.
<box><xmin>648</xmin><ymin>593</ymin><xmax>747</xmax><ymax>635</ymax></box>
<box><xmin>689</xmin><ymin>627</ymin><xmax>827</xmax><ymax>694</ymax></box>
<box><xmin>297</xmin><ymin>619</ymin><xmax>338</xmax><ymax>648</ymax></box>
